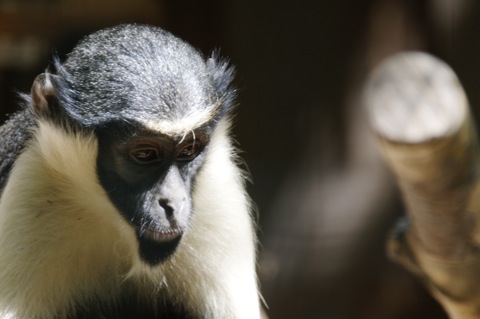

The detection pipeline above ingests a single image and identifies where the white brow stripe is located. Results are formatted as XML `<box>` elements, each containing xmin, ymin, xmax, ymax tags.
<box><xmin>143</xmin><ymin>108</ymin><xmax>217</xmax><ymax>135</ymax></box>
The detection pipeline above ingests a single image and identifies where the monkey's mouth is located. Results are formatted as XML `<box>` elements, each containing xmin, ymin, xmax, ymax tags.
<box><xmin>141</xmin><ymin>226</ymin><xmax>184</xmax><ymax>243</ymax></box>
<box><xmin>130</xmin><ymin>219</ymin><xmax>184</xmax><ymax>243</ymax></box>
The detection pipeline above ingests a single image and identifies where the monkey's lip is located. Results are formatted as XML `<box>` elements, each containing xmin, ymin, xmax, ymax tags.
<box><xmin>130</xmin><ymin>220</ymin><xmax>184</xmax><ymax>243</ymax></box>
<box><xmin>142</xmin><ymin>227</ymin><xmax>184</xmax><ymax>242</ymax></box>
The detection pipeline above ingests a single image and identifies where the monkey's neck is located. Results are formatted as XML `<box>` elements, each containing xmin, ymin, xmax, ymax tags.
<box><xmin>70</xmin><ymin>290</ymin><xmax>193</xmax><ymax>319</ymax></box>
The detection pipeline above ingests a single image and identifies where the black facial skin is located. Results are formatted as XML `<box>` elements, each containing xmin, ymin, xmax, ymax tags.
<box><xmin>96</xmin><ymin>120</ymin><xmax>212</xmax><ymax>266</ymax></box>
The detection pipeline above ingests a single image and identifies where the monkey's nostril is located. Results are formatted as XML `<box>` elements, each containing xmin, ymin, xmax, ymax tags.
<box><xmin>159</xmin><ymin>199</ymin><xmax>174</xmax><ymax>218</ymax></box>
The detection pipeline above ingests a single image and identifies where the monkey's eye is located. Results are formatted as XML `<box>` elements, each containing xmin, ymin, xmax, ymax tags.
<box><xmin>129</xmin><ymin>146</ymin><xmax>161</xmax><ymax>164</ymax></box>
<box><xmin>176</xmin><ymin>143</ymin><xmax>201</xmax><ymax>162</ymax></box>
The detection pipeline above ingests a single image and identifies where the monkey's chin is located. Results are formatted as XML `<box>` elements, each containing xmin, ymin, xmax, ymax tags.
<box><xmin>131</xmin><ymin>224</ymin><xmax>185</xmax><ymax>266</ymax></box>
<box><xmin>136</xmin><ymin>231</ymin><xmax>183</xmax><ymax>266</ymax></box>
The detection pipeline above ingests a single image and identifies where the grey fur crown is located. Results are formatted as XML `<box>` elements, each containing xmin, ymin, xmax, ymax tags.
<box><xmin>51</xmin><ymin>24</ymin><xmax>235</xmax><ymax>127</ymax></box>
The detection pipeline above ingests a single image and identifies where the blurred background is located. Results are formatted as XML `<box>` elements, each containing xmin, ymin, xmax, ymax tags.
<box><xmin>1</xmin><ymin>0</ymin><xmax>479</xmax><ymax>318</ymax></box>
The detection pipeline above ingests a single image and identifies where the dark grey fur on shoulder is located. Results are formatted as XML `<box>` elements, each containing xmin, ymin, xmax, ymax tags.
<box><xmin>0</xmin><ymin>107</ymin><xmax>35</xmax><ymax>192</ymax></box>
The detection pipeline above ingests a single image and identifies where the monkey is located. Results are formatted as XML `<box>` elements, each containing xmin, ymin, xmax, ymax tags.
<box><xmin>0</xmin><ymin>24</ymin><xmax>261</xmax><ymax>319</ymax></box>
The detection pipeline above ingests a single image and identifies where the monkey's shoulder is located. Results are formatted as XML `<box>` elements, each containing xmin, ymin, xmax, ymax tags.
<box><xmin>0</xmin><ymin>109</ymin><xmax>35</xmax><ymax>190</ymax></box>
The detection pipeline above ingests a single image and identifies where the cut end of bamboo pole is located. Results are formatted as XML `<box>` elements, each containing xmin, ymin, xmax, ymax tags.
<box><xmin>365</xmin><ymin>52</ymin><xmax>468</xmax><ymax>143</ymax></box>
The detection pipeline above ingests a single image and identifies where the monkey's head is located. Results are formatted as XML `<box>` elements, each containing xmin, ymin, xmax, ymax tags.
<box><xmin>30</xmin><ymin>24</ymin><xmax>235</xmax><ymax>266</ymax></box>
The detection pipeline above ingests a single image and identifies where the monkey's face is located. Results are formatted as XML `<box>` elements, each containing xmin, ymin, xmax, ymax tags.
<box><xmin>95</xmin><ymin>121</ymin><xmax>211</xmax><ymax>266</ymax></box>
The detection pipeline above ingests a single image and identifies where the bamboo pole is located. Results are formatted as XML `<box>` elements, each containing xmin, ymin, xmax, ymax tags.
<box><xmin>365</xmin><ymin>52</ymin><xmax>480</xmax><ymax>319</ymax></box>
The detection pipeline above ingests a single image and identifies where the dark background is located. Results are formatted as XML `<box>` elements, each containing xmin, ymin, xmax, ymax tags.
<box><xmin>1</xmin><ymin>0</ymin><xmax>478</xmax><ymax>318</ymax></box>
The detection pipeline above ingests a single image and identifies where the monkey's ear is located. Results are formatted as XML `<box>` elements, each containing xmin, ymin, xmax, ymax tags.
<box><xmin>31</xmin><ymin>73</ymin><xmax>58</xmax><ymax>117</ymax></box>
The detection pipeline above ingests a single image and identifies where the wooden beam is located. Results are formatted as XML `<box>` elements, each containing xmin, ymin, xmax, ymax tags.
<box><xmin>365</xmin><ymin>52</ymin><xmax>480</xmax><ymax>319</ymax></box>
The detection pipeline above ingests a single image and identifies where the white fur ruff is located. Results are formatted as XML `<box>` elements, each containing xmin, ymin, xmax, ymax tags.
<box><xmin>0</xmin><ymin>119</ymin><xmax>260</xmax><ymax>318</ymax></box>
